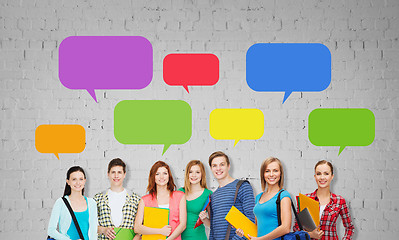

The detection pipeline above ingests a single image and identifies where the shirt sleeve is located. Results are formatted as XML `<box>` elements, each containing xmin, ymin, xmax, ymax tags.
<box><xmin>88</xmin><ymin>198</ymin><xmax>98</xmax><ymax>240</ymax></box>
<box><xmin>232</xmin><ymin>181</ymin><xmax>256</xmax><ymax>240</ymax></box>
<box><xmin>339</xmin><ymin>198</ymin><xmax>354</xmax><ymax>240</ymax></box>
<box><xmin>93</xmin><ymin>193</ymin><xmax>101</xmax><ymax>225</ymax></box>
<box><xmin>47</xmin><ymin>198</ymin><xmax>71</xmax><ymax>240</ymax></box>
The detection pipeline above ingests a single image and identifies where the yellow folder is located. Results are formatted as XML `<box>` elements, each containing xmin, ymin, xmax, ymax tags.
<box><xmin>142</xmin><ymin>207</ymin><xmax>170</xmax><ymax>240</ymax></box>
<box><xmin>298</xmin><ymin>193</ymin><xmax>320</xmax><ymax>226</ymax></box>
<box><xmin>225</xmin><ymin>206</ymin><xmax>257</xmax><ymax>239</ymax></box>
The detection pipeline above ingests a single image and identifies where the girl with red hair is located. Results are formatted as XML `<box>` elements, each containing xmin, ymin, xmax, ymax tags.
<box><xmin>134</xmin><ymin>161</ymin><xmax>187</xmax><ymax>240</ymax></box>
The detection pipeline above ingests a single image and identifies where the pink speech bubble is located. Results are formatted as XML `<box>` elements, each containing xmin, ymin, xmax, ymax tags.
<box><xmin>163</xmin><ymin>53</ymin><xmax>219</xmax><ymax>93</ymax></box>
<box><xmin>59</xmin><ymin>36</ymin><xmax>153</xmax><ymax>102</ymax></box>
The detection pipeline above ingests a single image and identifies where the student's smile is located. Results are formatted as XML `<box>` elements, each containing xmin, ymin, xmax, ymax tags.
<box><xmin>155</xmin><ymin>167</ymin><xmax>169</xmax><ymax>186</ymax></box>
<box><xmin>211</xmin><ymin>156</ymin><xmax>230</xmax><ymax>180</ymax></box>
<box><xmin>108</xmin><ymin>166</ymin><xmax>126</xmax><ymax>187</ymax></box>
<box><xmin>189</xmin><ymin>165</ymin><xmax>202</xmax><ymax>184</ymax></box>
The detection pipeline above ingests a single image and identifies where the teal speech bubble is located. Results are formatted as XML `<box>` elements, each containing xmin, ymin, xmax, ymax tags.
<box><xmin>308</xmin><ymin>108</ymin><xmax>375</xmax><ymax>155</ymax></box>
<box><xmin>114</xmin><ymin>100</ymin><xmax>192</xmax><ymax>155</ymax></box>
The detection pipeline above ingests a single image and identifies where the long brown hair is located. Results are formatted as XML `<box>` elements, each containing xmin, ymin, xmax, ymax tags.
<box><xmin>184</xmin><ymin>160</ymin><xmax>208</xmax><ymax>193</ymax></box>
<box><xmin>260</xmin><ymin>157</ymin><xmax>284</xmax><ymax>191</ymax></box>
<box><xmin>147</xmin><ymin>161</ymin><xmax>176</xmax><ymax>198</ymax></box>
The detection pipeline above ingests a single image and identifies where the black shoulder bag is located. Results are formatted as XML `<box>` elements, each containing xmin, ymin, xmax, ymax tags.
<box><xmin>276</xmin><ymin>190</ymin><xmax>310</xmax><ymax>240</ymax></box>
<box><xmin>47</xmin><ymin>197</ymin><xmax>85</xmax><ymax>240</ymax></box>
<box><xmin>225</xmin><ymin>179</ymin><xmax>249</xmax><ymax>240</ymax></box>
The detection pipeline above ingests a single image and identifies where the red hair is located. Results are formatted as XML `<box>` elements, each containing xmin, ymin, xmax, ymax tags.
<box><xmin>147</xmin><ymin>161</ymin><xmax>176</xmax><ymax>198</ymax></box>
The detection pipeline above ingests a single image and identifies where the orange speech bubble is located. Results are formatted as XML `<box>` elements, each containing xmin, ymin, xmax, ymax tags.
<box><xmin>35</xmin><ymin>125</ymin><xmax>86</xmax><ymax>159</ymax></box>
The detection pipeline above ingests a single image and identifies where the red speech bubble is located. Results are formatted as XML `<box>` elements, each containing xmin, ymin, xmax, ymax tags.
<box><xmin>163</xmin><ymin>53</ymin><xmax>219</xmax><ymax>93</ymax></box>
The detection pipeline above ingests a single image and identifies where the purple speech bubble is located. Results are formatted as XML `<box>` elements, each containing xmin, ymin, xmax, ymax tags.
<box><xmin>59</xmin><ymin>36</ymin><xmax>153</xmax><ymax>102</ymax></box>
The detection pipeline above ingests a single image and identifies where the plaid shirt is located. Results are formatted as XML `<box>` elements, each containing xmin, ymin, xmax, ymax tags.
<box><xmin>94</xmin><ymin>190</ymin><xmax>141</xmax><ymax>240</ymax></box>
<box><xmin>294</xmin><ymin>190</ymin><xmax>354</xmax><ymax>240</ymax></box>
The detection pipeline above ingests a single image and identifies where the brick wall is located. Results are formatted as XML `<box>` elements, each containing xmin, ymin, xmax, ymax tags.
<box><xmin>0</xmin><ymin>0</ymin><xmax>398</xmax><ymax>239</ymax></box>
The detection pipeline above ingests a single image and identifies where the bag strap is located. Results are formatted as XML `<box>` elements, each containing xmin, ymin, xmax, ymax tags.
<box><xmin>225</xmin><ymin>180</ymin><xmax>249</xmax><ymax>240</ymax></box>
<box><xmin>62</xmin><ymin>197</ymin><xmax>85</xmax><ymax>240</ymax></box>
<box><xmin>276</xmin><ymin>190</ymin><xmax>304</xmax><ymax>231</ymax></box>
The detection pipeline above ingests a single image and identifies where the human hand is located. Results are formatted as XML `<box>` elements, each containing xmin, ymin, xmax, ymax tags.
<box><xmin>309</xmin><ymin>228</ymin><xmax>324</xmax><ymax>239</ymax></box>
<box><xmin>247</xmin><ymin>234</ymin><xmax>260</xmax><ymax>240</ymax></box>
<box><xmin>159</xmin><ymin>225</ymin><xmax>172</xmax><ymax>236</ymax></box>
<box><xmin>100</xmin><ymin>226</ymin><xmax>116</xmax><ymax>239</ymax></box>
<box><xmin>199</xmin><ymin>210</ymin><xmax>208</xmax><ymax>220</ymax></box>
<box><xmin>236</xmin><ymin>228</ymin><xmax>244</xmax><ymax>237</ymax></box>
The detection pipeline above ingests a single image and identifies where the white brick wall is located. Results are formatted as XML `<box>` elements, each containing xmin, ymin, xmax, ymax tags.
<box><xmin>0</xmin><ymin>0</ymin><xmax>398</xmax><ymax>239</ymax></box>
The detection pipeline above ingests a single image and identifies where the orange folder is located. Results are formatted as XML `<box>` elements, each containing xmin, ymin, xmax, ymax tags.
<box><xmin>142</xmin><ymin>207</ymin><xmax>170</xmax><ymax>240</ymax></box>
<box><xmin>298</xmin><ymin>193</ymin><xmax>320</xmax><ymax>226</ymax></box>
<box><xmin>225</xmin><ymin>206</ymin><xmax>257</xmax><ymax>239</ymax></box>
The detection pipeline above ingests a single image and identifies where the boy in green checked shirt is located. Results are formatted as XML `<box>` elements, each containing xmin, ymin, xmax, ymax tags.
<box><xmin>94</xmin><ymin>158</ymin><xmax>141</xmax><ymax>240</ymax></box>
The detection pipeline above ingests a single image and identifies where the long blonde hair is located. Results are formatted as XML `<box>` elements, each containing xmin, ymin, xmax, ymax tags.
<box><xmin>260</xmin><ymin>157</ymin><xmax>284</xmax><ymax>191</ymax></box>
<box><xmin>184</xmin><ymin>160</ymin><xmax>208</xmax><ymax>193</ymax></box>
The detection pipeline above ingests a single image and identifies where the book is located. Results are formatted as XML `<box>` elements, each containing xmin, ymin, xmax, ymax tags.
<box><xmin>297</xmin><ymin>208</ymin><xmax>317</xmax><ymax>231</ymax></box>
<box><xmin>225</xmin><ymin>206</ymin><xmax>257</xmax><ymax>239</ymax></box>
<box><xmin>142</xmin><ymin>207</ymin><xmax>170</xmax><ymax>240</ymax></box>
<box><xmin>194</xmin><ymin>195</ymin><xmax>211</xmax><ymax>229</ymax></box>
<box><xmin>114</xmin><ymin>227</ymin><xmax>135</xmax><ymax>240</ymax></box>
<box><xmin>298</xmin><ymin>193</ymin><xmax>320</xmax><ymax>226</ymax></box>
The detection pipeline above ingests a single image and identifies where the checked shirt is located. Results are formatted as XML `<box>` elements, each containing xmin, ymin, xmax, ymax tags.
<box><xmin>94</xmin><ymin>190</ymin><xmax>140</xmax><ymax>240</ymax></box>
<box><xmin>294</xmin><ymin>189</ymin><xmax>354</xmax><ymax>240</ymax></box>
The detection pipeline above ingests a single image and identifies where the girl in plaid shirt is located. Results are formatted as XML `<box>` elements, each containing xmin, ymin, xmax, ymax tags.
<box><xmin>294</xmin><ymin>160</ymin><xmax>354</xmax><ymax>240</ymax></box>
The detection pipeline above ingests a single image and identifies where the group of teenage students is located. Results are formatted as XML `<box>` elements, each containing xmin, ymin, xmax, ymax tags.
<box><xmin>47</xmin><ymin>151</ymin><xmax>354</xmax><ymax>240</ymax></box>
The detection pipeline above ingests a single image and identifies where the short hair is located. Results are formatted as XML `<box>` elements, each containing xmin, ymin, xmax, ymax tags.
<box><xmin>147</xmin><ymin>161</ymin><xmax>176</xmax><ymax>197</ymax></box>
<box><xmin>209</xmin><ymin>151</ymin><xmax>230</xmax><ymax>167</ymax></box>
<box><xmin>183</xmin><ymin>160</ymin><xmax>208</xmax><ymax>193</ymax></box>
<box><xmin>314</xmin><ymin>160</ymin><xmax>334</xmax><ymax>175</ymax></box>
<box><xmin>108</xmin><ymin>158</ymin><xmax>126</xmax><ymax>173</ymax></box>
<box><xmin>260</xmin><ymin>157</ymin><xmax>284</xmax><ymax>191</ymax></box>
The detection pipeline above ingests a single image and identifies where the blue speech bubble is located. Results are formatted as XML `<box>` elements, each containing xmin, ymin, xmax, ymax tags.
<box><xmin>246</xmin><ymin>43</ymin><xmax>331</xmax><ymax>103</ymax></box>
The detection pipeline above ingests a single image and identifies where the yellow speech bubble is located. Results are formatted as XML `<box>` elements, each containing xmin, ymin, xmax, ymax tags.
<box><xmin>35</xmin><ymin>124</ymin><xmax>86</xmax><ymax>159</ymax></box>
<box><xmin>209</xmin><ymin>109</ymin><xmax>264</xmax><ymax>146</ymax></box>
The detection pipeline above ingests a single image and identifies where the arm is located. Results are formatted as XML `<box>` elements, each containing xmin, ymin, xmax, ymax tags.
<box><xmin>250</xmin><ymin>197</ymin><xmax>292</xmax><ymax>240</ymax></box>
<box><xmin>134</xmin><ymin>199</ymin><xmax>172</xmax><ymax>236</ymax></box>
<box><xmin>232</xmin><ymin>182</ymin><xmax>255</xmax><ymax>240</ymax></box>
<box><xmin>88</xmin><ymin>198</ymin><xmax>98</xmax><ymax>240</ymax></box>
<box><xmin>47</xmin><ymin>198</ymin><xmax>71</xmax><ymax>240</ymax></box>
<box><xmin>292</xmin><ymin>204</ymin><xmax>323</xmax><ymax>239</ymax></box>
<box><xmin>340</xmin><ymin>198</ymin><xmax>354</xmax><ymax>240</ymax></box>
<box><xmin>98</xmin><ymin>226</ymin><xmax>116</xmax><ymax>239</ymax></box>
<box><xmin>199</xmin><ymin>210</ymin><xmax>210</xmax><ymax>227</ymax></box>
<box><xmin>93</xmin><ymin>194</ymin><xmax>116</xmax><ymax>239</ymax></box>
<box><xmin>166</xmin><ymin>195</ymin><xmax>187</xmax><ymax>240</ymax></box>
<box><xmin>133</xmin><ymin>233</ymin><xmax>141</xmax><ymax>240</ymax></box>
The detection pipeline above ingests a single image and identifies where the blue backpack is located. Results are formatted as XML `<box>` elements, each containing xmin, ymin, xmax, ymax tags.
<box><xmin>276</xmin><ymin>190</ymin><xmax>310</xmax><ymax>240</ymax></box>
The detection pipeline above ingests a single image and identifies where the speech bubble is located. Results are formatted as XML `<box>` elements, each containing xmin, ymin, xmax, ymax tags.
<box><xmin>209</xmin><ymin>109</ymin><xmax>264</xmax><ymax>146</ymax></box>
<box><xmin>163</xmin><ymin>53</ymin><xmax>219</xmax><ymax>93</ymax></box>
<box><xmin>35</xmin><ymin>124</ymin><xmax>86</xmax><ymax>159</ymax></box>
<box><xmin>114</xmin><ymin>100</ymin><xmax>192</xmax><ymax>155</ymax></box>
<box><xmin>246</xmin><ymin>43</ymin><xmax>331</xmax><ymax>103</ymax></box>
<box><xmin>308</xmin><ymin>108</ymin><xmax>375</xmax><ymax>155</ymax></box>
<box><xmin>59</xmin><ymin>36</ymin><xmax>153</xmax><ymax>102</ymax></box>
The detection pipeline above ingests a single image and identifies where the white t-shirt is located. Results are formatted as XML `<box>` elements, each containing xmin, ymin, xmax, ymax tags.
<box><xmin>108</xmin><ymin>189</ymin><xmax>127</xmax><ymax>227</ymax></box>
<box><xmin>320</xmin><ymin>204</ymin><xmax>326</xmax><ymax>219</ymax></box>
<box><xmin>158</xmin><ymin>204</ymin><xmax>169</xmax><ymax>209</ymax></box>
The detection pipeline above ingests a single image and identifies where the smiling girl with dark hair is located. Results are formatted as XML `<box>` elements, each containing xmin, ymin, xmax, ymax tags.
<box><xmin>47</xmin><ymin>166</ymin><xmax>97</xmax><ymax>240</ymax></box>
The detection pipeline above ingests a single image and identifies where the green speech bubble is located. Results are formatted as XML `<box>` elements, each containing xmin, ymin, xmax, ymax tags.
<box><xmin>308</xmin><ymin>108</ymin><xmax>375</xmax><ymax>155</ymax></box>
<box><xmin>114</xmin><ymin>100</ymin><xmax>192</xmax><ymax>155</ymax></box>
